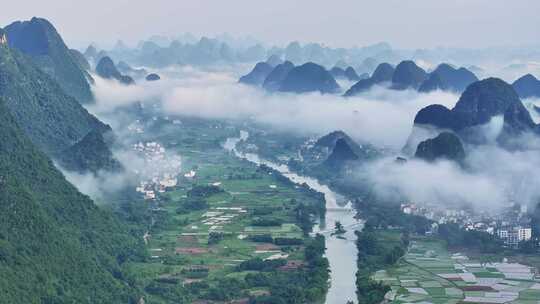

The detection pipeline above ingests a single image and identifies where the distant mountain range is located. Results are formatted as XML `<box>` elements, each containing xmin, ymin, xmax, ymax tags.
<box><xmin>346</xmin><ymin>61</ymin><xmax>479</xmax><ymax>96</ymax></box>
<box><xmin>240</xmin><ymin>58</ymin><xmax>490</xmax><ymax>98</ymax></box>
<box><xmin>95</xmin><ymin>38</ymin><xmax>397</xmax><ymax>70</ymax></box>
<box><xmin>97</xmin><ymin>36</ymin><xmax>540</xmax><ymax>81</ymax></box>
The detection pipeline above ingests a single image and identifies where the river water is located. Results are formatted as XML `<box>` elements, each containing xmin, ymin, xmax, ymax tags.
<box><xmin>224</xmin><ymin>131</ymin><xmax>362</xmax><ymax>304</ymax></box>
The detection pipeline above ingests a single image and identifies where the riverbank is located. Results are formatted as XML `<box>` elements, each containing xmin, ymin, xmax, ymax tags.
<box><xmin>226</xmin><ymin>130</ymin><xmax>363</xmax><ymax>304</ymax></box>
<box><xmin>355</xmin><ymin>230</ymin><xmax>407</xmax><ymax>304</ymax></box>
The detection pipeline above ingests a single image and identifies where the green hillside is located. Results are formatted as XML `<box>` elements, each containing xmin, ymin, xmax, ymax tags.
<box><xmin>0</xmin><ymin>33</ymin><xmax>114</xmax><ymax>171</ymax></box>
<box><xmin>0</xmin><ymin>98</ymin><xmax>144</xmax><ymax>303</ymax></box>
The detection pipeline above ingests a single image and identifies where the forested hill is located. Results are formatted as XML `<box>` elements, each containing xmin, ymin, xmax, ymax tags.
<box><xmin>4</xmin><ymin>17</ymin><xmax>94</xmax><ymax>103</ymax></box>
<box><xmin>0</xmin><ymin>98</ymin><xmax>144</xmax><ymax>303</ymax></box>
<box><xmin>0</xmin><ymin>31</ymin><xmax>117</xmax><ymax>173</ymax></box>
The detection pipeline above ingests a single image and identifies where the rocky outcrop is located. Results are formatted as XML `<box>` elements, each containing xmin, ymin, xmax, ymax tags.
<box><xmin>96</xmin><ymin>56</ymin><xmax>135</xmax><ymax>85</ymax></box>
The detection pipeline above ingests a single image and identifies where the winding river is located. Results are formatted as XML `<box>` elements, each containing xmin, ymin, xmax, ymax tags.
<box><xmin>224</xmin><ymin>131</ymin><xmax>363</xmax><ymax>304</ymax></box>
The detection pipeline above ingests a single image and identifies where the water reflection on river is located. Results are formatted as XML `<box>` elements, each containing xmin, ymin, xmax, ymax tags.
<box><xmin>224</xmin><ymin>131</ymin><xmax>362</xmax><ymax>304</ymax></box>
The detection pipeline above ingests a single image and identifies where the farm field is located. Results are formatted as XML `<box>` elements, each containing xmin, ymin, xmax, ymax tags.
<box><xmin>123</xmin><ymin>116</ymin><xmax>327</xmax><ymax>303</ymax></box>
<box><xmin>374</xmin><ymin>237</ymin><xmax>540</xmax><ymax>304</ymax></box>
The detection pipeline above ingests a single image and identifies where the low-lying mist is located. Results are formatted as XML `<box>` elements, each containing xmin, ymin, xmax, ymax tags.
<box><xmin>88</xmin><ymin>66</ymin><xmax>459</xmax><ymax>150</ymax></box>
<box><xmin>73</xmin><ymin>65</ymin><xmax>540</xmax><ymax>212</ymax></box>
<box><xmin>360</xmin><ymin>119</ymin><xmax>540</xmax><ymax>211</ymax></box>
<box><xmin>61</xmin><ymin>146</ymin><xmax>182</xmax><ymax>201</ymax></box>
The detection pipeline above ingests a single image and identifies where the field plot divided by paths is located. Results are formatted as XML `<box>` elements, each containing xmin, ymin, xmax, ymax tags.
<box><xmin>125</xmin><ymin>118</ymin><xmax>327</xmax><ymax>303</ymax></box>
<box><xmin>374</xmin><ymin>237</ymin><xmax>540</xmax><ymax>304</ymax></box>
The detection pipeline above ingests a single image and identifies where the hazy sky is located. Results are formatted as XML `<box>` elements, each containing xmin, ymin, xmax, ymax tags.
<box><xmin>1</xmin><ymin>0</ymin><xmax>539</xmax><ymax>49</ymax></box>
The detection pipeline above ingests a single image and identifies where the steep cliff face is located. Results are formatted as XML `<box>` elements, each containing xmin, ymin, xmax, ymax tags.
<box><xmin>4</xmin><ymin>17</ymin><xmax>94</xmax><ymax>103</ymax></box>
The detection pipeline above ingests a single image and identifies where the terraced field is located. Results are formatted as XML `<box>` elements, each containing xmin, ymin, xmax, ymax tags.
<box><xmin>374</xmin><ymin>238</ymin><xmax>540</xmax><ymax>304</ymax></box>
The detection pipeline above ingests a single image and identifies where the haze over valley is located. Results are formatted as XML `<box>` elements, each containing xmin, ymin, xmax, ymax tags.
<box><xmin>1</xmin><ymin>3</ymin><xmax>540</xmax><ymax>304</ymax></box>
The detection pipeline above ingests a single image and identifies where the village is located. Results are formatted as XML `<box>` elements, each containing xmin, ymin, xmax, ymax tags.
<box><xmin>400</xmin><ymin>202</ymin><xmax>534</xmax><ymax>248</ymax></box>
<box><xmin>132</xmin><ymin>141</ymin><xmax>182</xmax><ymax>200</ymax></box>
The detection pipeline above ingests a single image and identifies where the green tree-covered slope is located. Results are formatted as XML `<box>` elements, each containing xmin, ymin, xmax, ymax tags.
<box><xmin>0</xmin><ymin>98</ymin><xmax>144</xmax><ymax>303</ymax></box>
<box><xmin>0</xmin><ymin>32</ymin><xmax>115</xmax><ymax>172</ymax></box>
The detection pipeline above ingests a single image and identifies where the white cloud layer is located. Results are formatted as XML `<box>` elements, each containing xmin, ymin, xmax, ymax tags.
<box><xmin>84</xmin><ymin>66</ymin><xmax>540</xmax><ymax>211</ymax></box>
<box><xmin>90</xmin><ymin>66</ymin><xmax>459</xmax><ymax>150</ymax></box>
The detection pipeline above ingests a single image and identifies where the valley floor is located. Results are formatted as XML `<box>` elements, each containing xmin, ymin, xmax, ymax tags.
<box><xmin>119</xmin><ymin>116</ymin><xmax>328</xmax><ymax>303</ymax></box>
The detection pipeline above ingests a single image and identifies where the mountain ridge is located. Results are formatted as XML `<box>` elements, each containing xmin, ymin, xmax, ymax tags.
<box><xmin>0</xmin><ymin>31</ymin><xmax>119</xmax><ymax>173</ymax></box>
<box><xmin>4</xmin><ymin>17</ymin><xmax>94</xmax><ymax>103</ymax></box>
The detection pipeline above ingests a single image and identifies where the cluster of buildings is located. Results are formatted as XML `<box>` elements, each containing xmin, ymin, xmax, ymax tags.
<box><xmin>133</xmin><ymin>141</ymin><xmax>181</xmax><ymax>200</ymax></box>
<box><xmin>401</xmin><ymin>202</ymin><xmax>535</xmax><ymax>248</ymax></box>
<box><xmin>497</xmin><ymin>227</ymin><xmax>532</xmax><ymax>247</ymax></box>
